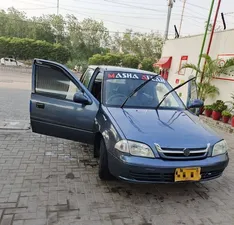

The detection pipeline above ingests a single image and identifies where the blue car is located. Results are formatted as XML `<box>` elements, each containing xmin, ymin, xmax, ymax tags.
<box><xmin>30</xmin><ymin>59</ymin><xmax>229</xmax><ymax>183</ymax></box>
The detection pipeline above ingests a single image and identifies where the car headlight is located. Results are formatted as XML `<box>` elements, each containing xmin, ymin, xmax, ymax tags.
<box><xmin>115</xmin><ymin>140</ymin><xmax>155</xmax><ymax>158</ymax></box>
<box><xmin>212</xmin><ymin>140</ymin><xmax>228</xmax><ymax>156</ymax></box>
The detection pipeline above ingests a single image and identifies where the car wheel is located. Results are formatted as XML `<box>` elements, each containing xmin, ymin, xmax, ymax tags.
<box><xmin>98</xmin><ymin>139</ymin><xmax>113</xmax><ymax>180</ymax></box>
<box><xmin>93</xmin><ymin>141</ymin><xmax>100</xmax><ymax>158</ymax></box>
<box><xmin>93</xmin><ymin>145</ymin><xmax>99</xmax><ymax>158</ymax></box>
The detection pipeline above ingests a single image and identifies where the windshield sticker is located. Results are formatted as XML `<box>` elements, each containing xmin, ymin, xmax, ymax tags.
<box><xmin>108</xmin><ymin>73</ymin><xmax>139</xmax><ymax>79</ymax></box>
<box><xmin>106</xmin><ymin>72</ymin><xmax>165</xmax><ymax>83</ymax></box>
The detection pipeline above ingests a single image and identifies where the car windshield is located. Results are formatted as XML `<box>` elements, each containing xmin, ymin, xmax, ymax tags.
<box><xmin>103</xmin><ymin>71</ymin><xmax>185</xmax><ymax>109</ymax></box>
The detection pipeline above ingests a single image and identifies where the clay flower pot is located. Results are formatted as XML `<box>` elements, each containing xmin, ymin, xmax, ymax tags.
<box><xmin>205</xmin><ymin>109</ymin><xmax>212</xmax><ymax>117</ymax></box>
<box><xmin>212</xmin><ymin>111</ymin><xmax>221</xmax><ymax>121</ymax></box>
<box><xmin>222</xmin><ymin>116</ymin><xmax>230</xmax><ymax>124</ymax></box>
<box><xmin>199</xmin><ymin>106</ymin><xmax>204</xmax><ymax>115</ymax></box>
<box><xmin>232</xmin><ymin>117</ymin><xmax>234</xmax><ymax>127</ymax></box>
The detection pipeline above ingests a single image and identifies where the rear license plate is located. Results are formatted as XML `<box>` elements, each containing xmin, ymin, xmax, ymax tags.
<box><xmin>175</xmin><ymin>167</ymin><xmax>201</xmax><ymax>182</ymax></box>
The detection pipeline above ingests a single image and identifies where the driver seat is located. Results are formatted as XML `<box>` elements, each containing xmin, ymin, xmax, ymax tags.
<box><xmin>91</xmin><ymin>81</ymin><xmax>102</xmax><ymax>102</ymax></box>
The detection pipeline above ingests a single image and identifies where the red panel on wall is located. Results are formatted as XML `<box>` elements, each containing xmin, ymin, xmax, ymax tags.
<box><xmin>178</xmin><ymin>55</ymin><xmax>188</xmax><ymax>75</ymax></box>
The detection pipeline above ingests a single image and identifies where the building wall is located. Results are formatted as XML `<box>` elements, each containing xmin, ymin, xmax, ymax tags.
<box><xmin>161</xmin><ymin>29</ymin><xmax>234</xmax><ymax>105</ymax></box>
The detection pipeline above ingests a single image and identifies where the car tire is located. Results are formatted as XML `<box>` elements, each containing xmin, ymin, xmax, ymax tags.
<box><xmin>98</xmin><ymin>139</ymin><xmax>113</xmax><ymax>180</ymax></box>
<box><xmin>93</xmin><ymin>142</ymin><xmax>100</xmax><ymax>158</ymax></box>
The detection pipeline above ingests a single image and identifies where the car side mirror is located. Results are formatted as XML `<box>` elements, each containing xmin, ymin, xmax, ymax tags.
<box><xmin>73</xmin><ymin>91</ymin><xmax>91</xmax><ymax>105</ymax></box>
<box><xmin>187</xmin><ymin>99</ymin><xmax>204</xmax><ymax>109</ymax></box>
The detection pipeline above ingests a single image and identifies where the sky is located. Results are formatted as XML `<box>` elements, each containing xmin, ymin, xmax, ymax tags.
<box><xmin>0</xmin><ymin>0</ymin><xmax>234</xmax><ymax>38</ymax></box>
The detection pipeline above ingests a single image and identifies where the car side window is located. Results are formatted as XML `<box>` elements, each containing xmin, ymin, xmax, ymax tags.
<box><xmin>156</xmin><ymin>83</ymin><xmax>180</xmax><ymax>107</ymax></box>
<box><xmin>35</xmin><ymin>65</ymin><xmax>80</xmax><ymax>101</ymax></box>
<box><xmin>82</xmin><ymin>68</ymin><xmax>94</xmax><ymax>88</ymax></box>
<box><xmin>90</xmin><ymin>72</ymin><xmax>103</xmax><ymax>102</ymax></box>
<box><xmin>95</xmin><ymin>72</ymin><xmax>103</xmax><ymax>82</ymax></box>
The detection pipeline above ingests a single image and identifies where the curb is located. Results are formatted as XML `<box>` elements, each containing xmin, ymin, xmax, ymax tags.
<box><xmin>200</xmin><ymin>115</ymin><xmax>234</xmax><ymax>135</ymax></box>
<box><xmin>0</xmin><ymin>120</ymin><xmax>31</xmax><ymax>130</ymax></box>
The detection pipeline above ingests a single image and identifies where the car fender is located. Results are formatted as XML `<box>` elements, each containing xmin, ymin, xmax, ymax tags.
<box><xmin>95</xmin><ymin>106</ymin><xmax>124</xmax><ymax>156</ymax></box>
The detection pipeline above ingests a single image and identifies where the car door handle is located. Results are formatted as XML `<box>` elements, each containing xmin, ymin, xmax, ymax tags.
<box><xmin>36</xmin><ymin>102</ymin><xmax>45</xmax><ymax>109</ymax></box>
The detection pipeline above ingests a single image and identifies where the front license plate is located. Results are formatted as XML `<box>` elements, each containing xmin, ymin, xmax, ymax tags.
<box><xmin>175</xmin><ymin>167</ymin><xmax>201</xmax><ymax>182</ymax></box>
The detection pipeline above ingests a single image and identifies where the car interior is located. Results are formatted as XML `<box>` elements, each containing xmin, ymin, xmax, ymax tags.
<box><xmin>90</xmin><ymin>73</ymin><xmax>103</xmax><ymax>102</ymax></box>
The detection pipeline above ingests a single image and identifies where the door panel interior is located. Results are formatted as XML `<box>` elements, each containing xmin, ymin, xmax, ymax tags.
<box><xmin>30</xmin><ymin>59</ymin><xmax>99</xmax><ymax>144</ymax></box>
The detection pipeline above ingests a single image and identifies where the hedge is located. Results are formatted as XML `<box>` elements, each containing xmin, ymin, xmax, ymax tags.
<box><xmin>0</xmin><ymin>36</ymin><xmax>70</xmax><ymax>64</ymax></box>
<box><xmin>88</xmin><ymin>53</ymin><xmax>156</xmax><ymax>72</ymax></box>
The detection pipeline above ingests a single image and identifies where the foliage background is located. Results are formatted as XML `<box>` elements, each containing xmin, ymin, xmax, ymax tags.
<box><xmin>0</xmin><ymin>7</ymin><xmax>163</xmax><ymax>70</ymax></box>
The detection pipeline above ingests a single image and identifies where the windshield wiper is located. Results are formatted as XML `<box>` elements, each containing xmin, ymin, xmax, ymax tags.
<box><xmin>155</xmin><ymin>76</ymin><xmax>196</xmax><ymax>110</ymax></box>
<box><xmin>120</xmin><ymin>74</ymin><xmax>159</xmax><ymax>108</ymax></box>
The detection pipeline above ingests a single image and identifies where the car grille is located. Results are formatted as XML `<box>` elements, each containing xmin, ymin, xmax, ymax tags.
<box><xmin>129</xmin><ymin>171</ymin><xmax>174</xmax><ymax>182</ymax></box>
<box><xmin>155</xmin><ymin>143</ymin><xmax>210</xmax><ymax>160</ymax></box>
<box><xmin>129</xmin><ymin>170</ymin><xmax>223</xmax><ymax>182</ymax></box>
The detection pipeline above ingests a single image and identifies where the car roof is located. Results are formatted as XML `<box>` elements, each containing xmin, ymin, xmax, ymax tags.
<box><xmin>88</xmin><ymin>65</ymin><xmax>159</xmax><ymax>76</ymax></box>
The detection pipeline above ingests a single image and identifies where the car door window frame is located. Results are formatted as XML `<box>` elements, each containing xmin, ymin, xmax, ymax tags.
<box><xmin>80</xmin><ymin>68</ymin><xmax>92</xmax><ymax>83</ymax></box>
<box><xmin>88</xmin><ymin>68</ymin><xmax>104</xmax><ymax>102</ymax></box>
<box><xmin>34</xmin><ymin>62</ymin><xmax>83</xmax><ymax>103</ymax></box>
<box><xmin>80</xmin><ymin>68</ymin><xmax>95</xmax><ymax>88</ymax></box>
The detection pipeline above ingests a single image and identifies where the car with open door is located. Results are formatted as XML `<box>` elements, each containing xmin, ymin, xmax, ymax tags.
<box><xmin>30</xmin><ymin>59</ymin><xmax>229</xmax><ymax>183</ymax></box>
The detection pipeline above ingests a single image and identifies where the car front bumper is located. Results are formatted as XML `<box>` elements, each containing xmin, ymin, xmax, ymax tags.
<box><xmin>108</xmin><ymin>152</ymin><xmax>229</xmax><ymax>183</ymax></box>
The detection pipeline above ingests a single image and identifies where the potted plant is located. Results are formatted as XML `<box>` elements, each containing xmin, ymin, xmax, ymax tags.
<box><xmin>224</xmin><ymin>93</ymin><xmax>234</xmax><ymax>125</ymax></box>
<box><xmin>180</xmin><ymin>54</ymin><xmax>234</xmax><ymax>104</ymax></box>
<box><xmin>211</xmin><ymin>100</ymin><xmax>227</xmax><ymax>121</ymax></box>
<box><xmin>204</xmin><ymin>105</ymin><xmax>213</xmax><ymax>117</ymax></box>
<box><xmin>199</xmin><ymin>106</ymin><xmax>205</xmax><ymax>115</ymax></box>
<box><xmin>221</xmin><ymin>110</ymin><xmax>231</xmax><ymax>123</ymax></box>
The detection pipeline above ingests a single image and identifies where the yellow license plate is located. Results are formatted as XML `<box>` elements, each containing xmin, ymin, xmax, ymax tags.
<box><xmin>175</xmin><ymin>167</ymin><xmax>201</xmax><ymax>182</ymax></box>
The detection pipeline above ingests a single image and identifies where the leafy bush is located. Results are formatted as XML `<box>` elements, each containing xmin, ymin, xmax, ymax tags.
<box><xmin>0</xmin><ymin>36</ymin><xmax>70</xmax><ymax>63</ymax></box>
<box><xmin>121</xmin><ymin>54</ymin><xmax>140</xmax><ymax>68</ymax></box>
<box><xmin>88</xmin><ymin>53</ymin><xmax>140</xmax><ymax>68</ymax></box>
<box><xmin>103</xmin><ymin>53</ymin><xmax>122</xmax><ymax>66</ymax></box>
<box><xmin>212</xmin><ymin>100</ymin><xmax>227</xmax><ymax>112</ymax></box>
<box><xmin>88</xmin><ymin>54</ymin><xmax>105</xmax><ymax>65</ymax></box>
<box><xmin>204</xmin><ymin>105</ymin><xmax>213</xmax><ymax>110</ymax></box>
<box><xmin>222</xmin><ymin>110</ymin><xmax>231</xmax><ymax>117</ymax></box>
<box><xmin>140</xmin><ymin>58</ymin><xmax>155</xmax><ymax>72</ymax></box>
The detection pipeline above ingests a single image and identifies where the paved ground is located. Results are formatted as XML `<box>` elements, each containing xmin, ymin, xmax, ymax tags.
<box><xmin>0</xmin><ymin>67</ymin><xmax>80</xmax><ymax>122</ymax></box>
<box><xmin>0</xmin><ymin>129</ymin><xmax>233</xmax><ymax>225</ymax></box>
<box><xmin>0</xmin><ymin>68</ymin><xmax>234</xmax><ymax>225</ymax></box>
<box><xmin>0</xmin><ymin>69</ymin><xmax>30</xmax><ymax>121</ymax></box>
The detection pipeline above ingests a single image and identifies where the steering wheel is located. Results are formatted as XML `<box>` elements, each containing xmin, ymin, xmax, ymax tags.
<box><xmin>107</xmin><ymin>94</ymin><xmax>127</xmax><ymax>104</ymax></box>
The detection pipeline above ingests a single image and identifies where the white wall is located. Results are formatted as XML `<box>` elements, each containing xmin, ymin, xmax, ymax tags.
<box><xmin>162</xmin><ymin>29</ymin><xmax>234</xmax><ymax>105</ymax></box>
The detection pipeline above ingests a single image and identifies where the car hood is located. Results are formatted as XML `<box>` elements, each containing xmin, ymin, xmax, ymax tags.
<box><xmin>107</xmin><ymin>108</ymin><xmax>220</xmax><ymax>148</ymax></box>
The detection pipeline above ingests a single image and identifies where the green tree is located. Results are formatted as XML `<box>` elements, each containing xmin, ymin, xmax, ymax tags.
<box><xmin>0</xmin><ymin>7</ymin><xmax>163</xmax><ymax>67</ymax></box>
<box><xmin>28</xmin><ymin>16</ymin><xmax>55</xmax><ymax>43</ymax></box>
<box><xmin>88</xmin><ymin>53</ymin><xmax>122</xmax><ymax>66</ymax></box>
<box><xmin>103</xmin><ymin>53</ymin><xmax>122</xmax><ymax>66</ymax></box>
<box><xmin>0</xmin><ymin>36</ymin><xmax>70</xmax><ymax>63</ymax></box>
<box><xmin>121</xmin><ymin>54</ymin><xmax>140</xmax><ymax>68</ymax></box>
<box><xmin>111</xmin><ymin>29</ymin><xmax>163</xmax><ymax>61</ymax></box>
<box><xmin>0</xmin><ymin>8</ymin><xmax>56</xmax><ymax>43</ymax></box>
<box><xmin>47</xmin><ymin>14</ymin><xmax>67</xmax><ymax>44</ymax></box>
<box><xmin>88</xmin><ymin>54</ymin><xmax>105</xmax><ymax>65</ymax></box>
<box><xmin>0</xmin><ymin>8</ymin><xmax>29</xmax><ymax>38</ymax></box>
<box><xmin>140</xmin><ymin>58</ymin><xmax>155</xmax><ymax>72</ymax></box>
<box><xmin>181</xmin><ymin>54</ymin><xmax>234</xmax><ymax>101</ymax></box>
<box><xmin>67</xmin><ymin>16</ymin><xmax>110</xmax><ymax>61</ymax></box>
